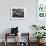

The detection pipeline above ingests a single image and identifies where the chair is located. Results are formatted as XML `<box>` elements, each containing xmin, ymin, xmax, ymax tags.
<box><xmin>4</xmin><ymin>27</ymin><xmax>19</xmax><ymax>46</ymax></box>
<box><xmin>4</xmin><ymin>33</ymin><xmax>18</xmax><ymax>46</ymax></box>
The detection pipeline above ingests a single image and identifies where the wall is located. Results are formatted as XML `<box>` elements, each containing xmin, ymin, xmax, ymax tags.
<box><xmin>0</xmin><ymin>0</ymin><xmax>36</xmax><ymax>42</ymax></box>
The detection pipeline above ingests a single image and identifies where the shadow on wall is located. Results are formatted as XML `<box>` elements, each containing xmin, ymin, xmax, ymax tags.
<box><xmin>2</xmin><ymin>28</ymin><xmax>11</xmax><ymax>34</ymax></box>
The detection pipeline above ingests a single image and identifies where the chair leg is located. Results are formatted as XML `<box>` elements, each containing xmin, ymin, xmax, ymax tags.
<box><xmin>4</xmin><ymin>41</ymin><xmax>7</xmax><ymax>46</ymax></box>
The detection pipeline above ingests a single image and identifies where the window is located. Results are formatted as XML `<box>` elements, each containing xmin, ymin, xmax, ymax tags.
<box><xmin>37</xmin><ymin>0</ymin><xmax>46</xmax><ymax>18</ymax></box>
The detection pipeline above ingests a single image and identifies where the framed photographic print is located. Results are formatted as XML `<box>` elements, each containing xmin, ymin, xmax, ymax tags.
<box><xmin>11</xmin><ymin>7</ymin><xmax>26</xmax><ymax>19</ymax></box>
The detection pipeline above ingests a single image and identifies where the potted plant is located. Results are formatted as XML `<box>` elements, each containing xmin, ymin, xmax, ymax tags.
<box><xmin>33</xmin><ymin>32</ymin><xmax>46</xmax><ymax>43</ymax></box>
<box><xmin>32</xmin><ymin>25</ymin><xmax>46</xmax><ymax>43</ymax></box>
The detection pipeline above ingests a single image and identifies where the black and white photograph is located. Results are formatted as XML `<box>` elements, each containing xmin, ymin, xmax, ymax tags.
<box><xmin>11</xmin><ymin>7</ymin><xmax>26</xmax><ymax>19</ymax></box>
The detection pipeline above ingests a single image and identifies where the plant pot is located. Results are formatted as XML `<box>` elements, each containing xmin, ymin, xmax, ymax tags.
<box><xmin>37</xmin><ymin>39</ymin><xmax>45</xmax><ymax>44</ymax></box>
<box><xmin>40</xmin><ymin>39</ymin><xmax>45</xmax><ymax>43</ymax></box>
<box><xmin>37</xmin><ymin>39</ymin><xmax>40</xmax><ymax>43</ymax></box>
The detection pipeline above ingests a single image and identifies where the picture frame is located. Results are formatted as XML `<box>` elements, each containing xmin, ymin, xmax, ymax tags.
<box><xmin>11</xmin><ymin>7</ymin><xmax>26</xmax><ymax>19</ymax></box>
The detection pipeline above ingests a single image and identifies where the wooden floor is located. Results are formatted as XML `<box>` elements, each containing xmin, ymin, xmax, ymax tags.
<box><xmin>0</xmin><ymin>42</ymin><xmax>46</xmax><ymax>46</ymax></box>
